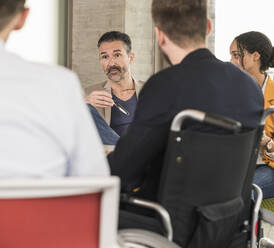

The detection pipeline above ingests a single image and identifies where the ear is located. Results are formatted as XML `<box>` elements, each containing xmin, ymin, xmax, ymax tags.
<box><xmin>253</xmin><ymin>51</ymin><xmax>261</xmax><ymax>62</ymax></box>
<box><xmin>206</xmin><ymin>19</ymin><xmax>212</xmax><ymax>36</ymax></box>
<box><xmin>155</xmin><ymin>26</ymin><xmax>166</xmax><ymax>47</ymax></box>
<box><xmin>14</xmin><ymin>8</ymin><xmax>29</xmax><ymax>30</ymax></box>
<box><xmin>129</xmin><ymin>52</ymin><xmax>135</xmax><ymax>64</ymax></box>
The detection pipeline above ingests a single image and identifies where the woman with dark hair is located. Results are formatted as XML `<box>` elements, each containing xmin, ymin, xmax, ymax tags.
<box><xmin>230</xmin><ymin>31</ymin><xmax>274</xmax><ymax>199</ymax></box>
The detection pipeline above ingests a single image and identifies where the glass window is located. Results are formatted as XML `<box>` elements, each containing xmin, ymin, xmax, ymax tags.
<box><xmin>6</xmin><ymin>0</ymin><xmax>67</xmax><ymax>66</ymax></box>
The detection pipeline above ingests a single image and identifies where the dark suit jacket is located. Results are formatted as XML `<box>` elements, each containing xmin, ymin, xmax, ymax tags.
<box><xmin>108</xmin><ymin>49</ymin><xmax>264</xmax><ymax>200</ymax></box>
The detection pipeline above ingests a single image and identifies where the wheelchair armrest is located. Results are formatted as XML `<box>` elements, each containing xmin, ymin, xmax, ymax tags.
<box><xmin>120</xmin><ymin>194</ymin><xmax>173</xmax><ymax>241</ymax></box>
<box><xmin>251</xmin><ymin>184</ymin><xmax>263</xmax><ymax>248</ymax></box>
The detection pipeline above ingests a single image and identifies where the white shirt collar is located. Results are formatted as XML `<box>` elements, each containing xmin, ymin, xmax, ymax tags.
<box><xmin>262</xmin><ymin>75</ymin><xmax>269</xmax><ymax>94</ymax></box>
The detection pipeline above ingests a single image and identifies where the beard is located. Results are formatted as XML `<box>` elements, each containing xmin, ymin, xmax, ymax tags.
<box><xmin>106</xmin><ymin>65</ymin><xmax>126</xmax><ymax>82</ymax></box>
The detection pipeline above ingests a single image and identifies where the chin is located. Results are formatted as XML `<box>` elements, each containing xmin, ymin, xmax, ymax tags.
<box><xmin>108</xmin><ymin>76</ymin><xmax>122</xmax><ymax>82</ymax></box>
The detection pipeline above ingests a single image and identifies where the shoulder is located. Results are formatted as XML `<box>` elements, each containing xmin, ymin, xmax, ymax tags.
<box><xmin>2</xmin><ymin>50</ymin><xmax>78</xmax><ymax>84</ymax></box>
<box><xmin>33</xmin><ymin>64</ymin><xmax>82</xmax><ymax>93</ymax></box>
<box><xmin>265</xmin><ymin>76</ymin><xmax>274</xmax><ymax>99</ymax></box>
<box><xmin>267</xmin><ymin>76</ymin><xmax>274</xmax><ymax>87</ymax></box>
<box><xmin>12</xmin><ymin>56</ymin><xmax>81</xmax><ymax>92</ymax></box>
<box><xmin>37</xmin><ymin>64</ymin><xmax>78</xmax><ymax>81</ymax></box>
<box><xmin>138</xmin><ymin>66</ymin><xmax>179</xmax><ymax>102</ymax></box>
<box><xmin>84</xmin><ymin>81</ymin><xmax>107</xmax><ymax>96</ymax></box>
<box><xmin>220</xmin><ymin>62</ymin><xmax>260</xmax><ymax>89</ymax></box>
<box><xmin>144</xmin><ymin>65</ymin><xmax>180</xmax><ymax>90</ymax></box>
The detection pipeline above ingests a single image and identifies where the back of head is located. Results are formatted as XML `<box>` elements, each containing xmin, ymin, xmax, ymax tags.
<box><xmin>235</xmin><ymin>31</ymin><xmax>274</xmax><ymax>72</ymax></box>
<box><xmin>151</xmin><ymin>0</ymin><xmax>208</xmax><ymax>48</ymax></box>
<box><xmin>0</xmin><ymin>0</ymin><xmax>25</xmax><ymax>31</ymax></box>
<box><xmin>97</xmin><ymin>31</ymin><xmax>132</xmax><ymax>54</ymax></box>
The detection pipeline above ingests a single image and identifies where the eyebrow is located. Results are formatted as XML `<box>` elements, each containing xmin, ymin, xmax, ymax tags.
<box><xmin>100</xmin><ymin>49</ymin><xmax>122</xmax><ymax>55</ymax></box>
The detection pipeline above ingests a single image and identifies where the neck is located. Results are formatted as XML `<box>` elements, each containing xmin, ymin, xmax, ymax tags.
<box><xmin>250</xmin><ymin>69</ymin><xmax>266</xmax><ymax>88</ymax></box>
<box><xmin>0</xmin><ymin>16</ymin><xmax>18</xmax><ymax>43</ymax></box>
<box><xmin>110</xmin><ymin>73</ymin><xmax>134</xmax><ymax>94</ymax></box>
<box><xmin>0</xmin><ymin>29</ymin><xmax>11</xmax><ymax>43</ymax></box>
<box><xmin>169</xmin><ymin>43</ymin><xmax>206</xmax><ymax>65</ymax></box>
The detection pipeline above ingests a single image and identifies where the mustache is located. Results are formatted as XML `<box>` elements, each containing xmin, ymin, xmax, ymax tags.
<box><xmin>107</xmin><ymin>66</ymin><xmax>122</xmax><ymax>74</ymax></box>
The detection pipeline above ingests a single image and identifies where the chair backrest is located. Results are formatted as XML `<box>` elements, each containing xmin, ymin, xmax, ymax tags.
<box><xmin>158</xmin><ymin>109</ymin><xmax>263</xmax><ymax>248</ymax></box>
<box><xmin>0</xmin><ymin>177</ymin><xmax>120</xmax><ymax>248</ymax></box>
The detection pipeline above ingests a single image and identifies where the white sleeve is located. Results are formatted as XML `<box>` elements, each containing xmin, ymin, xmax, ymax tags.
<box><xmin>64</xmin><ymin>72</ymin><xmax>110</xmax><ymax>176</ymax></box>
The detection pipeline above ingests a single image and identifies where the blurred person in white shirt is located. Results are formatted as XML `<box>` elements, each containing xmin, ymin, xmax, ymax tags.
<box><xmin>0</xmin><ymin>0</ymin><xmax>109</xmax><ymax>177</ymax></box>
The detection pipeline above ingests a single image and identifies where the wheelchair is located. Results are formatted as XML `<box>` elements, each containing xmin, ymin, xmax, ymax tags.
<box><xmin>118</xmin><ymin>108</ymin><xmax>274</xmax><ymax>248</ymax></box>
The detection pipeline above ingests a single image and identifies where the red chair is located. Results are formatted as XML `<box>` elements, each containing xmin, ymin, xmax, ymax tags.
<box><xmin>0</xmin><ymin>177</ymin><xmax>120</xmax><ymax>248</ymax></box>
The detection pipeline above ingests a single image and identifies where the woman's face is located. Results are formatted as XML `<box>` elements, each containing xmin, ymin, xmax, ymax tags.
<box><xmin>229</xmin><ymin>40</ymin><xmax>258</xmax><ymax>74</ymax></box>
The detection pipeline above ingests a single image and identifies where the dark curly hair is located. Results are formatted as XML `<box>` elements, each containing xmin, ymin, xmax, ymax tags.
<box><xmin>235</xmin><ymin>31</ymin><xmax>274</xmax><ymax>72</ymax></box>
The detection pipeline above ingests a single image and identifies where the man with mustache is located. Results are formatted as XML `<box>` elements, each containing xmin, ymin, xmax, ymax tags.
<box><xmin>85</xmin><ymin>31</ymin><xmax>144</xmax><ymax>138</ymax></box>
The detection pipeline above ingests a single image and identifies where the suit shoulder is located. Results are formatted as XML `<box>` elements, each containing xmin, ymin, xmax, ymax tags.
<box><xmin>146</xmin><ymin>65</ymin><xmax>178</xmax><ymax>86</ymax></box>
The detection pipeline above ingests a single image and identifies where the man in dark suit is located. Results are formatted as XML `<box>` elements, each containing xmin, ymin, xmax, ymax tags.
<box><xmin>108</xmin><ymin>0</ymin><xmax>264</xmax><ymax>200</ymax></box>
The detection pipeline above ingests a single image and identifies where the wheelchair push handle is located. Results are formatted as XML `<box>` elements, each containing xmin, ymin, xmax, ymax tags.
<box><xmin>171</xmin><ymin>109</ymin><xmax>242</xmax><ymax>133</ymax></box>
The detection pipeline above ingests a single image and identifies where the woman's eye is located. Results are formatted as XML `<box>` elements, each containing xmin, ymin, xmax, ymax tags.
<box><xmin>114</xmin><ymin>53</ymin><xmax>121</xmax><ymax>57</ymax></box>
<box><xmin>234</xmin><ymin>53</ymin><xmax>240</xmax><ymax>59</ymax></box>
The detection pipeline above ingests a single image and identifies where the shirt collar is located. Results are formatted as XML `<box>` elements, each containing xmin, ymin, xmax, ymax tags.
<box><xmin>180</xmin><ymin>48</ymin><xmax>214</xmax><ymax>65</ymax></box>
<box><xmin>262</xmin><ymin>74</ymin><xmax>269</xmax><ymax>94</ymax></box>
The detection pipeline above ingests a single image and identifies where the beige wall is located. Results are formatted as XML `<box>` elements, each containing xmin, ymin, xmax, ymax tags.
<box><xmin>207</xmin><ymin>0</ymin><xmax>216</xmax><ymax>53</ymax></box>
<box><xmin>68</xmin><ymin>0</ymin><xmax>215</xmax><ymax>90</ymax></box>
<box><xmin>69</xmin><ymin>0</ymin><xmax>125</xmax><ymax>90</ymax></box>
<box><xmin>125</xmin><ymin>0</ymin><xmax>154</xmax><ymax>83</ymax></box>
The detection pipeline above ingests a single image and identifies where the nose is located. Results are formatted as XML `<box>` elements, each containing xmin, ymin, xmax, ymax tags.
<box><xmin>230</xmin><ymin>57</ymin><xmax>236</xmax><ymax>64</ymax></box>
<box><xmin>107</xmin><ymin>56</ymin><xmax>116</xmax><ymax>66</ymax></box>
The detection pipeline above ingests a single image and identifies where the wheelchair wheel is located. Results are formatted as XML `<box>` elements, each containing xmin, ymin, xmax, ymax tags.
<box><xmin>118</xmin><ymin>229</ymin><xmax>181</xmax><ymax>248</ymax></box>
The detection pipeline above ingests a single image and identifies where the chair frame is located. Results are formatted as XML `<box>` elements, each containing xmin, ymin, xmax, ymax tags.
<box><xmin>252</xmin><ymin>184</ymin><xmax>263</xmax><ymax>248</ymax></box>
<box><xmin>0</xmin><ymin>177</ymin><xmax>120</xmax><ymax>248</ymax></box>
<box><xmin>121</xmin><ymin>108</ymin><xmax>273</xmax><ymax>248</ymax></box>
